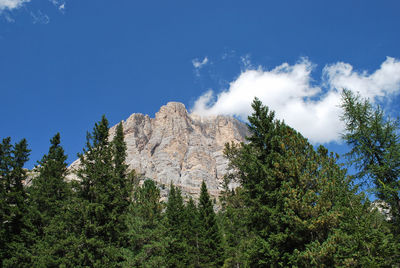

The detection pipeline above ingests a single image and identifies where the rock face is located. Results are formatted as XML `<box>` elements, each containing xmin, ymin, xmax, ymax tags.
<box><xmin>69</xmin><ymin>102</ymin><xmax>249</xmax><ymax>199</ymax></box>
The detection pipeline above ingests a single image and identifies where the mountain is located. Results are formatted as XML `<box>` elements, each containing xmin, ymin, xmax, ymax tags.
<box><xmin>69</xmin><ymin>102</ymin><xmax>249</xmax><ymax>199</ymax></box>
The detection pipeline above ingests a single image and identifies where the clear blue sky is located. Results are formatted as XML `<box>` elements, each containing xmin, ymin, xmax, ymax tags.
<box><xmin>1</xmin><ymin>0</ymin><xmax>399</xmax><ymax>169</ymax></box>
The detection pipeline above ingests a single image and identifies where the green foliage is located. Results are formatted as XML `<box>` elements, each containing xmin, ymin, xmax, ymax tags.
<box><xmin>29</xmin><ymin>133</ymin><xmax>70</xmax><ymax>235</ymax></box>
<box><xmin>125</xmin><ymin>179</ymin><xmax>167</xmax><ymax>267</ymax></box>
<box><xmin>165</xmin><ymin>183</ymin><xmax>187</xmax><ymax>267</ymax></box>
<box><xmin>2</xmin><ymin>99</ymin><xmax>398</xmax><ymax>267</ymax></box>
<box><xmin>198</xmin><ymin>181</ymin><xmax>224</xmax><ymax>267</ymax></box>
<box><xmin>0</xmin><ymin>137</ymin><xmax>33</xmax><ymax>267</ymax></box>
<box><xmin>28</xmin><ymin>133</ymin><xmax>75</xmax><ymax>266</ymax></box>
<box><xmin>219</xmin><ymin>186</ymin><xmax>251</xmax><ymax>268</ymax></box>
<box><xmin>183</xmin><ymin>197</ymin><xmax>201</xmax><ymax>267</ymax></box>
<box><xmin>223</xmin><ymin>98</ymin><xmax>399</xmax><ymax>266</ymax></box>
<box><xmin>341</xmin><ymin>89</ymin><xmax>400</xmax><ymax>235</ymax></box>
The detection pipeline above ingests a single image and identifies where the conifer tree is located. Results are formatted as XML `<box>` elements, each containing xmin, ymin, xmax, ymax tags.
<box><xmin>126</xmin><ymin>179</ymin><xmax>167</xmax><ymax>267</ymax></box>
<box><xmin>29</xmin><ymin>133</ymin><xmax>69</xmax><ymax>235</ymax></box>
<box><xmin>27</xmin><ymin>133</ymin><xmax>73</xmax><ymax>266</ymax></box>
<box><xmin>183</xmin><ymin>197</ymin><xmax>200</xmax><ymax>267</ymax></box>
<box><xmin>0</xmin><ymin>138</ymin><xmax>33</xmax><ymax>267</ymax></box>
<box><xmin>219</xmin><ymin>186</ymin><xmax>250</xmax><ymax>267</ymax></box>
<box><xmin>110</xmin><ymin>122</ymin><xmax>132</xmax><ymax>247</ymax></box>
<box><xmin>197</xmin><ymin>181</ymin><xmax>223</xmax><ymax>267</ymax></box>
<box><xmin>166</xmin><ymin>183</ymin><xmax>187</xmax><ymax>267</ymax></box>
<box><xmin>224</xmin><ymin>98</ymin><xmax>399</xmax><ymax>266</ymax></box>
<box><xmin>340</xmin><ymin>89</ymin><xmax>400</xmax><ymax>235</ymax></box>
<box><xmin>74</xmin><ymin>116</ymin><xmax>132</xmax><ymax>265</ymax></box>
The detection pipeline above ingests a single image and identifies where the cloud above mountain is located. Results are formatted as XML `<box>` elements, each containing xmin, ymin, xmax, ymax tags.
<box><xmin>191</xmin><ymin>57</ymin><xmax>400</xmax><ymax>144</ymax></box>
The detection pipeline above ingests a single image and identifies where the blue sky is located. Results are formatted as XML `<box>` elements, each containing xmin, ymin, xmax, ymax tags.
<box><xmin>1</xmin><ymin>0</ymin><xmax>400</xmax><ymax>169</ymax></box>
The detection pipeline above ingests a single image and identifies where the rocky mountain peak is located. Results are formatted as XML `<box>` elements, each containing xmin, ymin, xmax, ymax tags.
<box><xmin>69</xmin><ymin>102</ymin><xmax>249</xmax><ymax>200</ymax></box>
<box><xmin>156</xmin><ymin>102</ymin><xmax>188</xmax><ymax>119</ymax></box>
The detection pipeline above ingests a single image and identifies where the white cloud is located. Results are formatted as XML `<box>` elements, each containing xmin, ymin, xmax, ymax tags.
<box><xmin>0</xmin><ymin>0</ymin><xmax>30</xmax><ymax>11</ymax></box>
<box><xmin>324</xmin><ymin>57</ymin><xmax>400</xmax><ymax>100</ymax></box>
<box><xmin>192</xmin><ymin>57</ymin><xmax>209</xmax><ymax>69</ymax></box>
<box><xmin>191</xmin><ymin>57</ymin><xmax>400</xmax><ymax>144</ymax></box>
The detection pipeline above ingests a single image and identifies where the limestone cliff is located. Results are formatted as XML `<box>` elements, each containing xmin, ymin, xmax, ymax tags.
<box><xmin>69</xmin><ymin>102</ymin><xmax>249</xmax><ymax>199</ymax></box>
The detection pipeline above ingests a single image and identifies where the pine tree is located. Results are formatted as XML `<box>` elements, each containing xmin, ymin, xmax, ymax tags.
<box><xmin>197</xmin><ymin>181</ymin><xmax>223</xmax><ymax>267</ymax></box>
<box><xmin>0</xmin><ymin>138</ymin><xmax>33</xmax><ymax>267</ymax></box>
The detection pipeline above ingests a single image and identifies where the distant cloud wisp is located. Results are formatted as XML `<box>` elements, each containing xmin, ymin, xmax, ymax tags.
<box><xmin>192</xmin><ymin>57</ymin><xmax>209</xmax><ymax>69</ymax></box>
<box><xmin>30</xmin><ymin>9</ymin><xmax>49</xmax><ymax>24</ymax></box>
<box><xmin>49</xmin><ymin>0</ymin><xmax>65</xmax><ymax>12</ymax></box>
<box><xmin>0</xmin><ymin>0</ymin><xmax>30</xmax><ymax>11</ymax></box>
<box><xmin>191</xmin><ymin>57</ymin><xmax>400</xmax><ymax>144</ymax></box>
<box><xmin>192</xmin><ymin>56</ymin><xmax>209</xmax><ymax>77</ymax></box>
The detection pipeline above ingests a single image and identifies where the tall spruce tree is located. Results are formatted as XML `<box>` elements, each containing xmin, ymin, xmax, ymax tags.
<box><xmin>0</xmin><ymin>138</ymin><xmax>33</xmax><ymax>267</ymax></box>
<box><xmin>75</xmin><ymin>116</ymin><xmax>132</xmax><ymax>266</ymax></box>
<box><xmin>183</xmin><ymin>197</ymin><xmax>200</xmax><ymax>267</ymax></box>
<box><xmin>126</xmin><ymin>179</ymin><xmax>167</xmax><ymax>267</ymax></box>
<box><xmin>223</xmin><ymin>98</ymin><xmax>399</xmax><ymax>266</ymax></box>
<box><xmin>110</xmin><ymin>122</ymin><xmax>132</xmax><ymax>248</ymax></box>
<box><xmin>29</xmin><ymin>133</ymin><xmax>69</xmax><ymax>236</ymax></box>
<box><xmin>28</xmin><ymin>133</ymin><xmax>72</xmax><ymax>265</ymax></box>
<box><xmin>165</xmin><ymin>183</ymin><xmax>187</xmax><ymax>267</ymax></box>
<box><xmin>197</xmin><ymin>181</ymin><xmax>223</xmax><ymax>267</ymax></box>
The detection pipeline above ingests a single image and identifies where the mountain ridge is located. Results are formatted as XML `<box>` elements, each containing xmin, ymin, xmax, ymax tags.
<box><xmin>69</xmin><ymin>102</ymin><xmax>249</xmax><ymax>199</ymax></box>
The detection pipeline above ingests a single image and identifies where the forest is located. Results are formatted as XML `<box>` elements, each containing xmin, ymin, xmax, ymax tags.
<box><xmin>1</xmin><ymin>90</ymin><xmax>399</xmax><ymax>267</ymax></box>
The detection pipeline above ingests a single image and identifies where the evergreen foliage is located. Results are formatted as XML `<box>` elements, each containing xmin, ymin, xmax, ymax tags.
<box><xmin>64</xmin><ymin>117</ymin><xmax>132</xmax><ymax>266</ymax></box>
<box><xmin>166</xmin><ymin>183</ymin><xmax>187</xmax><ymax>267</ymax></box>
<box><xmin>126</xmin><ymin>179</ymin><xmax>167</xmax><ymax>267</ymax></box>
<box><xmin>183</xmin><ymin>196</ymin><xmax>201</xmax><ymax>267</ymax></box>
<box><xmin>29</xmin><ymin>133</ymin><xmax>69</xmax><ymax>236</ymax></box>
<box><xmin>219</xmin><ymin>186</ymin><xmax>250</xmax><ymax>267</ymax></box>
<box><xmin>1</xmin><ymin>100</ymin><xmax>398</xmax><ymax>267</ymax></box>
<box><xmin>197</xmin><ymin>181</ymin><xmax>224</xmax><ymax>267</ymax></box>
<box><xmin>341</xmin><ymin>89</ymin><xmax>400</xmax><ymax>235</ymax></box>
<box><xmin>223</xmin><ymin>98</ymin><xmax>399</xmax><ymax>266</ymax></box>
<box><xmin>0</xmin><ymin>138</ymin><xmax>33</xmax><ymax>267</ymax></box>
<box><xmin>28</xmin><ymin>133</ymin><xmax>73</xmax><ymax>266</ymax></box>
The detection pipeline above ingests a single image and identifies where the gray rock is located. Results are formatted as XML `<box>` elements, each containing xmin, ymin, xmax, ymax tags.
<box><xmin>68</xmin><ymin>102</ymin><xmax>249</xmax><ymax>200</ymax></box>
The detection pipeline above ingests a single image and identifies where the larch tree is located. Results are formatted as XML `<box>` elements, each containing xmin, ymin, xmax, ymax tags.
<box><xmin>340</xmin><ymin>89</ymin><xmax>400</xmax><ymax>235</ymax></box>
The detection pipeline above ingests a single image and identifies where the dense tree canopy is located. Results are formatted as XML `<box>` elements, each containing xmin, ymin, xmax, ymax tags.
<box><xmin>1</xmin><ymin>101</ymin><xmax>399</xmax><ymax>267</ymax></box>
<box><xmin>222</xmin><ymin>98</ymin><xmax>399</xmax><ymax>266</ymax></box>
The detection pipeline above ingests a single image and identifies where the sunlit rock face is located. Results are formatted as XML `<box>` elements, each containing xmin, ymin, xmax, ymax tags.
<box><xmin>69</xmin><ymin>102</ymin><xmax>249</xmax><ymax>200</ymax></box>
